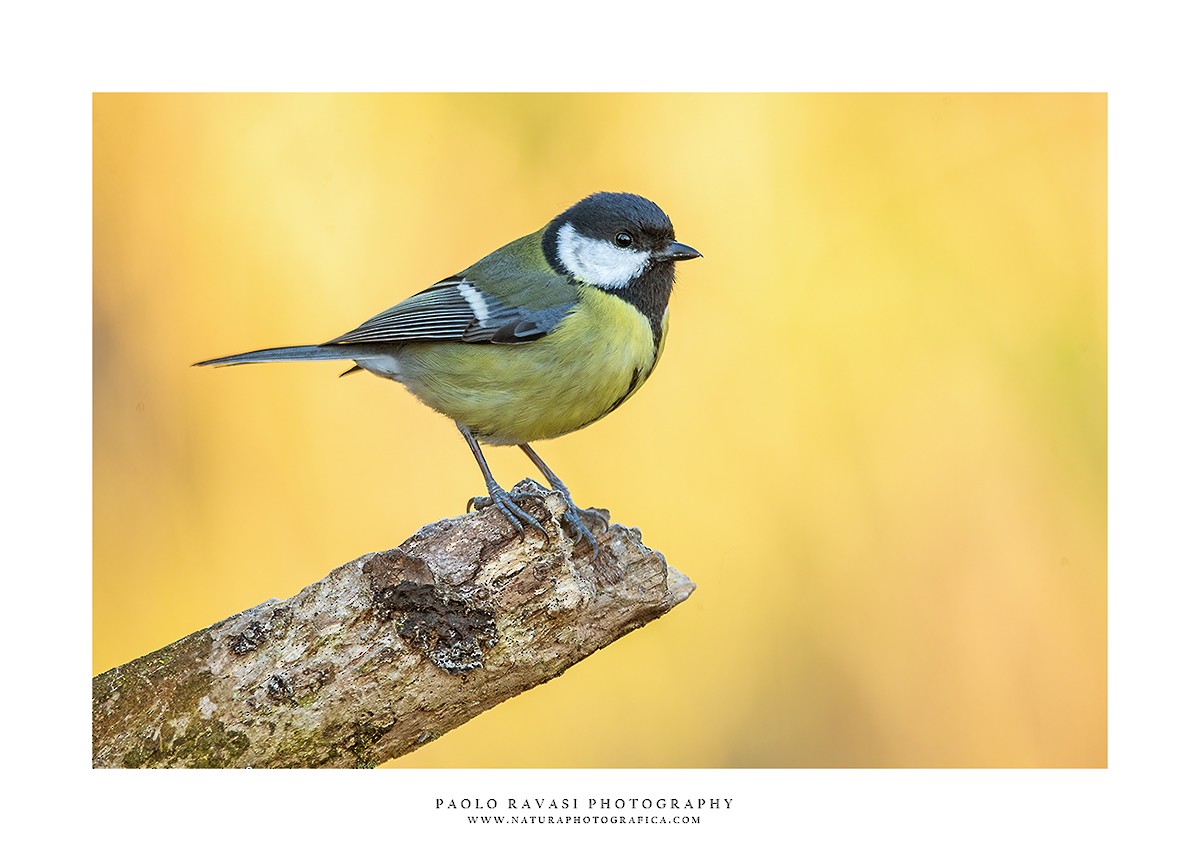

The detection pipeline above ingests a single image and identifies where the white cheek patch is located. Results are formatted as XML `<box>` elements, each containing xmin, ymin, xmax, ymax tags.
<box><xmin>556</xmin><ymin>222</ymin><xmax>651</xmax><ymax>289</ymax></box>
<box><xmin>457</xmin><ymin>281</ymin><xmax>491</xmax><ymax>325</ymax></box>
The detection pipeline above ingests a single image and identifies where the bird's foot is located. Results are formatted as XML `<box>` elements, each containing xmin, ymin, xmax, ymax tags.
<box><xmin>469</xmin><ymin>481</ymin><xmax>610</xmax><ymax>562</ymax></box>
<box><xmin>468</xmin><ymin>486</ymin><xmax>548</xmax><ymax>539</ymax></box>
<box><xmin>548</xmin><ymin>493</ymin><xmax>610</xmax><ymax>561</ymax></box>
<box><xmin>560</xmin><ymin>503</ymin><xmax>601</xmax><ymax>560</ymax></box>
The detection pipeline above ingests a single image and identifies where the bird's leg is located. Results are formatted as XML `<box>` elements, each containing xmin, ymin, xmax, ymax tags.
<box><xmin>518</xmin><ymin>443</ymin><xmax>607</xmax><ymax>558</ymax></box>
<box><xmin>457</xmin><ymin>423</ymin><xmax>547</xmax><ymax>539</ymax></box>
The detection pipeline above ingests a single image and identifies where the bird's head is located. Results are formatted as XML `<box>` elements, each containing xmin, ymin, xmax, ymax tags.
<box><xmin>543</xmin><ymin>192</ymin><xmax>701</xmax><ymax>292</ymax></box>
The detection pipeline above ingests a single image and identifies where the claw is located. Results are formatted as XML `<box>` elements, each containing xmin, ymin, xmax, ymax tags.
<box><xmin>470</xmin><ymin>487</ymin><xmax>548</xmax><ymax>538</ymax></box>
<box><xmin>457</xmin><ymin>423</ymin><xmax>549</xmax><ymax>542</ymax></box>
<box><xmin>560</xmin><ymin>501</ymin><xmax>600</xmax><ymax>560</ymax></box>
<box><xmin>514</xmin><ymin>442</ymin><xmax>609</xmax><ymax>560</ymax></box>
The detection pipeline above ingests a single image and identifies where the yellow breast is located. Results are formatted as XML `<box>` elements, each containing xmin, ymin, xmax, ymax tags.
<box><xmin>381</xmin><ymin>289</ymin><xmax>664</xmax><ymax>445</ymax></box>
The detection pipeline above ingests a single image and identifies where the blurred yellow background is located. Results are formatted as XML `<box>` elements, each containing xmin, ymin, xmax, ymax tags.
<box><xmin>93</xmin><ymin>93</ymin><xmax>1105</xmax><ymax>767</ymax></box>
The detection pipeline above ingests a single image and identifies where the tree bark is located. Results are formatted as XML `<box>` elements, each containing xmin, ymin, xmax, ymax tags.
<box><xmin>92</xmin><ymin>482</ymin><xmax>695</xmax><ymax>768</ymax></box>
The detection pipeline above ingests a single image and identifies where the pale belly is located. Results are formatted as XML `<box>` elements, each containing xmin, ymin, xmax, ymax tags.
<box><xmin>356</xmin><ymin>298</ymin><xmax>662</xmax><ymax>445</ymax></box>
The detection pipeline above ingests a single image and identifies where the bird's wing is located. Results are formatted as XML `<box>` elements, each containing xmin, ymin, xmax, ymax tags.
<box><xmin>327</xmin><ymin>274</ymin><xmax>578</xmax><ymax>347</ymax></box>
<box><xmin>329</xmin><ymin>229</ymin><xmax>580</xmax><ymax>346</ymax></box>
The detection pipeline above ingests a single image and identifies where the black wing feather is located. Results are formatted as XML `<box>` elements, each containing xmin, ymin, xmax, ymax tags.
<box><xmin>326</xmin><ymin>277</ymin><xmax>574</xmax><ymax>346</ymax></box>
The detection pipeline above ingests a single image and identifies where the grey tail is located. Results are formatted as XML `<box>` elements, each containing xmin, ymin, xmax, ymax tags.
<box><xmin>194</xmin><ymin>344</ymin><xmax>372</xmax><ymax>367</ymax></box>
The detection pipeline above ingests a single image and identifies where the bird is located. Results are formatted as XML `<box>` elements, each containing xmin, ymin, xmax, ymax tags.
<box><xmin>196</xmin><ymin>191</ymin><xmax>701</xmax><ymax>556</ymax></box>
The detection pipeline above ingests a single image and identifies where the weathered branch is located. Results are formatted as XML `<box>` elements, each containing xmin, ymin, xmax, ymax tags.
<box><xmin>92</xmin><ymin>481</ymin><xmax>695</xmax><ymax>768</ymax></box>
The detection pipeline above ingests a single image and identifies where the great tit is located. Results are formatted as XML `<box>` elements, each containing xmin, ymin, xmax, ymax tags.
<box><xmin>197</xmin><ymin>191</ymin><xmax>701</xmax><ymax>555</ymax></box>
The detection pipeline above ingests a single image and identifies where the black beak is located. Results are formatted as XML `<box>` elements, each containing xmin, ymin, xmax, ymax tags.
<box><xmin>659</xmin><ymin>241</ymin><xmax>702</xmax><ymax>262</ymax></box>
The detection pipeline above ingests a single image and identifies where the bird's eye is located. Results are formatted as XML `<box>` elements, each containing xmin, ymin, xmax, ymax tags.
<box><xmin>614</xmin><ymin>231</ymin><xmax>633</xmax><ymax>248</ymax></box>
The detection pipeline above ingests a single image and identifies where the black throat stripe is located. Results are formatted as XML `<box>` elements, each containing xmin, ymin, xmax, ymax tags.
<box><xmin>600</xmin><ymin>262</ymin><xmax>674</xmax><ymax>352</ymax></box>
<box><xmin>602</xmin><ymin>368</ymin><xmax>643</xmax><ymax>419</ymax></box>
